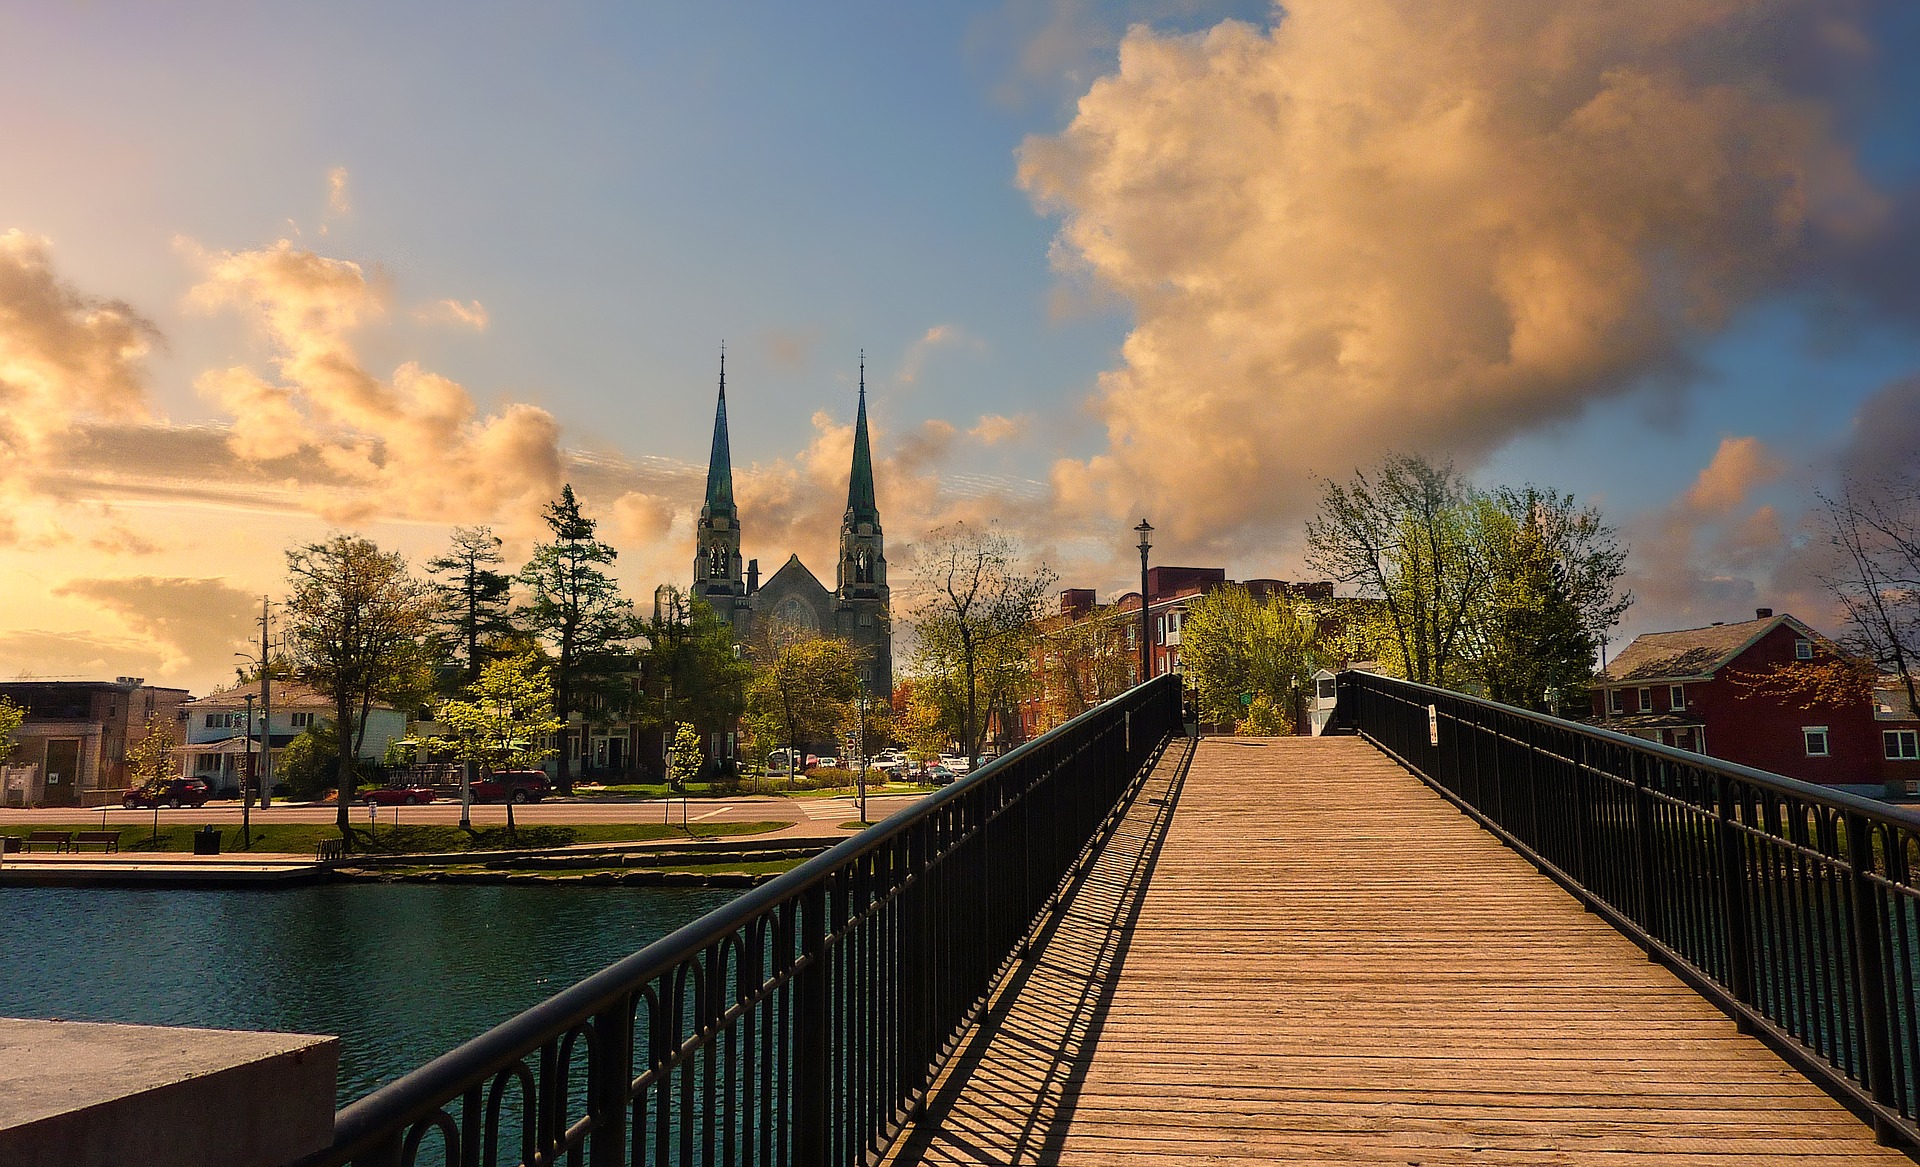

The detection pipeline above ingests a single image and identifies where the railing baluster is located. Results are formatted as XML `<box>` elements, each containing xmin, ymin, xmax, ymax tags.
<box><xmin>1848</xmin><ymin>812</ymin><xmax>1898</xmax><ymax>1141</ymax></box>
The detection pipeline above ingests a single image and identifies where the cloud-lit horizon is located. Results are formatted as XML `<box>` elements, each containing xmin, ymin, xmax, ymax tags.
<box><xmin>3</xmin><ymin>1</ymin><xmax>1918</xmax><ymax>692</ymax></box>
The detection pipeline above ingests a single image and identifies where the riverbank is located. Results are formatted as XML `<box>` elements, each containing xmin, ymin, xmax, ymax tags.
<box><xmin>0</xmin><ymin>818</ymin><xmax>792</xmax><ymax>857</ymax></box>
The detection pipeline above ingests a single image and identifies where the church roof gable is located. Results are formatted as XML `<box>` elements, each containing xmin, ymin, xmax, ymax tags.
<box><xmin>758</xmin><ymin>553</ymin><xmax>828</xmax><ymax>598</ymax></box>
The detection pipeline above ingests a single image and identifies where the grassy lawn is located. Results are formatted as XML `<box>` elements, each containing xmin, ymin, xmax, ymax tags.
<box><xmin>571</xmin><ymin>781</ymin><xmax>936</xmax><ymax>800</ymax></box>
<box><xmin>0</xmin><ymin>819</ymin><xmax>793</xmax><ymax>856</ymax></box>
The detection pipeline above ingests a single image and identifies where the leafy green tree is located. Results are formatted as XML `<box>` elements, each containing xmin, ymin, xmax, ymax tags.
<box><xmin>434</xmin><ymin>651</ymin><xmax>563</xmax><ymax>836</ymax></box>
<box><xmin>426</xmin><ymin>526</ymin><xmax>515</xmax><ymax>691</ymax></box>
<box><xmin>1462</xmin><ymin>490</ymin><xmax>1623</xmax><ymax>712</ymax></box>
<box><xmin>1038</xmin><ymin>605</ymin><xmax>1134</xmax><ymax>729</ymax></box>
<box><xmin>279</xmin><ymin>723</ymin><xmax>340</xmax><ymax>800</ymax></box>
<box><xmin>668</xmin><ymin>722</ymin><xmax>705</xmax><ymax>791</ymax></box>
<box><xmin>1180</xmin><ymin>584</ymin><xmax>1320</xmax><ymax>730</ymax></box>
<box><xmin>0</xmin><ymin>696</ymin><xmax>23</xmax><ymax>762</ymax></box>
<box><xmin>745</xmin><ymin>623</ymin><xmax>863</xmax><ymax>786</ymax></box>
<box><xmin>639</xmin><ymin>587</ymin><xmax>750</xmax><ymax>775</ymax></box>
<box><xmin>125</xmin><ymin>713</ymin><xmax>180</xmax><ymax>838</ymax></box>
<box><xmin>1307</xmin><ymin>456</ymin><xmax>1481</xmax><ymax>686</ymax></box>
<box><xmin>897</xmin><ymin>682</ymin><xmax>949</xmax><ymax>768</ymax></box>
<box><xmin>518</xmin><ymin>485</ymin><xmax>634</xmax><ymax>792</ymax></box>
<box><xmin>908</xmin><ymin>523</ymin><xmax>1054</xmax><ymax>763</ymax></box>
<box><xmin>284</xmin><ymin>534</ymin><xmax>436</xmax><ymax>840</ymax></box>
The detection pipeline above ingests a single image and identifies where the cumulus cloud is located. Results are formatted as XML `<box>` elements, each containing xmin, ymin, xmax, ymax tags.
<box><xmin>895</xmin><ymin>324</ymin><xmax>981</xmax><ymax>385</ymax></box>
<box><xmin>185</xmin><ymin>238</ymin><xmax>562</xmax><ymax>525</ymax></box>
<box><xmin>1020</xmin><ymin>1</ymin><xmax>1912</xmax><ymax>546</ymax></box>
<box><xmin>0</xmin><ymin>629</ymin><xmax>167</xmax><ymax>682</ymax></box>
<box><xmin>53</xmin><ymin>576</ymin><xmax>258</xmax><ymax>675</ymax></box>
<box><xmin>970</xmin><ymin>413</ymin><xmax>1024</xmax><ymax>445</ymax></box>
<box><xmin>1682</xmin><ymin>436</ymin><xmax>1786</xmax><ymax>515</ymax></box>
<box><xmin>415</xmin><ymin>298</ymin><xmax>490</xmax><ymax>331</ymax></box>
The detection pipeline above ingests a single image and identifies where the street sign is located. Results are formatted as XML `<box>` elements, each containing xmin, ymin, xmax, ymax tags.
<box><xmin>1427</xmin><ymin>704</ymin><xmax>1440</xmax><ymax>747</ymax></box>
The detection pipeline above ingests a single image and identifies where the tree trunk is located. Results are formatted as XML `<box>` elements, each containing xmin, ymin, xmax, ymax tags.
<box><xmin>335</xmin><ymin>694</ymin><xmax>354</xmax><ymax>840</ymax></box>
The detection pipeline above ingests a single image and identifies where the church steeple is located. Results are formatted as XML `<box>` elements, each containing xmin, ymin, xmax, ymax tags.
<box><xmin>694</xmin><ymin>345</ymin><xmax>745</xmax><ymax>617</ymax></box>
<box><xmin>705</xmin><ymin>346</ymin><xmax>735</xmax><ymax>515</ymax></box>
<box><xmin>846</xmin><ymin>352</ymin><xmax>878</xmax><ymax>523</ymax></box>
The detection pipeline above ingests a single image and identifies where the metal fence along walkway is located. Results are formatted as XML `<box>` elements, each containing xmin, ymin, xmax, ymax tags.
<box><xmin>891</xmin><ymin>735</ymin><xmax>1907</xmax><ymax>1165</ymax></box>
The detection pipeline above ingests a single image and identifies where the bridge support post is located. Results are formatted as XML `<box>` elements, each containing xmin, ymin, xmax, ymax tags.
<box><xmin>1845</xmin><ymin>811</ymin><xmax>1899</xmax><ymax>1143</ymax></box>
<box><xmin>794</xmin><ymin>883</ymin><xmax>832</xmax><ymax>1167</ymax></box>
<box><xmin>589</xmin><ymin>999</ymin><xmax>632</xmax><ymax>1167</ymax></box>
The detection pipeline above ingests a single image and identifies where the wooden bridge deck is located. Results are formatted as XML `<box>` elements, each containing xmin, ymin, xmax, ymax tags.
<box><xmin>888</xmin><ymin>735</ymin><xmax>1907</xmax><ymax>1165</ymax></box>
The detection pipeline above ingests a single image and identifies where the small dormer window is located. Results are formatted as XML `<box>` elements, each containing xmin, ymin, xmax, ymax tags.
<box><xmin>1795</xmin><ymin>639</ymin><xmax>1813</xmax><ymax>660</ymax></box>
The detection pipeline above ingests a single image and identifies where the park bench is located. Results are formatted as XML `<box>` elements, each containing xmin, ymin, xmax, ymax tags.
<box><xmin>24</xmin><ymin>830</ymin><xmax>72</xmax><ymax>852</ymax></box>
<box><xmin>73</xmin><ymin>831</ymin><xmax>121</xmax><ymax>853</ymax></box>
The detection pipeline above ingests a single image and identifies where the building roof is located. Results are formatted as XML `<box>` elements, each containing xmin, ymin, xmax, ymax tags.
<box><xmin>1600</xmin><ymin>614</ymin><xmax>1817</xmax><ymax>683</ymax></box>
<box><xmin>186</xmin><ymin>680</ymin><xmax>397</xmax><ymax>711</ymax></box>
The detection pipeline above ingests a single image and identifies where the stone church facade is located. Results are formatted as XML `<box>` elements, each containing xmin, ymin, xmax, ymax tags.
<box><xmin>691</xmin><ymin>356</ymin><xmax>893</xmax><ymax>698</ymax></box>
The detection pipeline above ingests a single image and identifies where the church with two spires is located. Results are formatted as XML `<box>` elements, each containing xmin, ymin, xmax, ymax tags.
<box><xmin>691</xmin><ymin>357</ymin><xmax>894</xmax><ymax>698</ymax></box>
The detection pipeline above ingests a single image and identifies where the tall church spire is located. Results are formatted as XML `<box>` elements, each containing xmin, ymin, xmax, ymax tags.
<box><xmin>846</xmin><ymin>351</ymin><xmax>877</xmax><ymax>522</ymax></box>
<box><xmin>705</xmin><ymin>344</ymin><xmax>735</xmax><ymax>514</ymax></box>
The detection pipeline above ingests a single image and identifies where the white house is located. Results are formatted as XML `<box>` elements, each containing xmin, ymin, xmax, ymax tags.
<box><xmin>180</xmin><ymin>681</ymin><xmax>406</xmax><ymax>794</ymax></box>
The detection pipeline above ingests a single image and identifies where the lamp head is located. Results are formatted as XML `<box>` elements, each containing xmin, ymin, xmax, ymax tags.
<box><xmin>1134</xmin><ymin>519</ymin><xmax>1153</xmax><ymax>553</ymax></box>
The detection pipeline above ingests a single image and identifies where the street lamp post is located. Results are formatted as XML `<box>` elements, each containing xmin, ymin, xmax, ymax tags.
<box><xmin>1134</xmin><ymin>520</ymin><xmax>1154</xmax><ymax>684</ymax></box>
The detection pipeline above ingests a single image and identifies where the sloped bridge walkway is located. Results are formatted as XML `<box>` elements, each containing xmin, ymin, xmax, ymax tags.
<box><xmin>887</xmin><ymin>736</ymin><xmax>1905</xmax><ymax>1165</ymax></box>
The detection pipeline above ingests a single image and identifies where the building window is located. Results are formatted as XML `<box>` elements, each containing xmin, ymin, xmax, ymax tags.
<box><xmin>1803</xmin><ymin>726</ymin><xmax>1830</xmax><ymax>757</ymax></box>
<box><xmin>1887</xmin><ymin>730</ymin><xmax>1919</xmax><ymax>760</ymax></box>
<box><xmin>1669</xmin><ymin>685</ymin><xmax>1685</xmax><ymax>709</ymax></box>
<box><xmin>1607</xmin><ymin>688</ymin><xmax>1624</xmax><ymax>714</ymax></box>
<box><xmin>1795</xmin><ymin>639</ymin><xmax>1813</xmax><ymax>660</ymax></box>
<box><xmin>1637</xmin><ymin>688</ymin><xmax>1651</xmax><ymax>713</ymax></box>
<box><xmin>289</xmin><ymin>712</ymin><xmax>313</xmax><ymax>729</ymax></box>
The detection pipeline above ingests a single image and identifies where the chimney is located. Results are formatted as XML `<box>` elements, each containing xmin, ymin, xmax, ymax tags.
<box><xmin>1755</xmin><ymin>607</ymin><xmax>1773</xmax><ymax>619</ymax></box>
<box><xmin>747</xmin><ymin>558</ymin><xmax>760</xmax><ymax>594</ymax></box>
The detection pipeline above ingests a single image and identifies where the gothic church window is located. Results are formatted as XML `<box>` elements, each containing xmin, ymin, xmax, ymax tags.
<box><xmin>777</xmin><ymin>597</ymin><xmax>819</xmax><ymax>631</ymax></box>
<box><xmin>855</xmin><ymin>546</ymin><xmax>873</xmax><ymax>584</ymax></box>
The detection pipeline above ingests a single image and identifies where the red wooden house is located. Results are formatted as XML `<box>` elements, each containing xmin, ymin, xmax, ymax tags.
<box><xmin>1587</xmin><ymin>609</ymin><xmax>1920</xmax><ymax>790</ymax></box>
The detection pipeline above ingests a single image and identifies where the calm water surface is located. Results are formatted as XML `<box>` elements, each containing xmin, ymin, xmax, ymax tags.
<box><xmin>0</xmin><ymin>884</ymin><xmax>734</xmax><ymax>1105</ymax></box>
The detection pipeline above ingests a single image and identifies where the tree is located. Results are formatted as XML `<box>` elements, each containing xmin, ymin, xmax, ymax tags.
<box><xmin>668</xmin><ymin>722</ymin><xmax>704</xmax><ymax>789</ymax></box>
<box><xmin>1180</xmin><ymin>585</ymin><xmax>1320</xmax><ymax>731</ymax></box>
<box><xmin>518</xmin><ymin>485</ymin><xmax>634</xmax><ymax>792</ymax></box>
<box><xmin>1307</xmin><ymin>456</ymin><xmax>1481</xmax><ymax>686</ymax></box>
<box><xmin>896</xmin><ymin>682</ymin><xmax>949</xmax><ymax>768</ymax></box>
<box><xmin>1038</xmin><ymin>605</ymin><xmax>1134</xmax><ymax>729</ymax></box>
<box><xmin>434</xmin><ymin>651</ymin><xmax>563</xmax><ymax>836</ymax></box>
<box><xmin>284</xmin><ymin>534</ymin><xmax>436</xmax><ymax>840</ymax></box>
<box><xmin>745</xmin><ymin>623</ymin><xmax>863</xmax><ymax>786</ymax></box>
<box><xmin>1816</xmin><ymin>475</ymin><xmax>1920</xmax><ymax>719</ymax></box>
<box><xmin>908</xmin><ymin>523</ymin><xmax>1055</xmax><ymax>763</ymax></box>
<box><xmin>125</xmin><ymin>713</ymin><xmax>179</xmax><ymax>839</ymax></box>
<box><xmin>426</xmin><ymin>526</ymin><xmax>514</xmax><ymax>691</ymax></box>
<box><xmin>0</xmin><ymin>696</ymin><xmax>23</xmax><ymax>762</ymax></box>
<box><xmin>1461</xmin><ymin>489</ymin><xmax>1625</xmax><ymax>712</ymax></box>
<box><xmin>639</xmin><ymin>587</ymin><xmax>750</xmax><ymax>777</ymax></box>
<box><xmin>279</xmin><ymin>723</ymin><xmax>340</xmax><ymax>801</ymax></box>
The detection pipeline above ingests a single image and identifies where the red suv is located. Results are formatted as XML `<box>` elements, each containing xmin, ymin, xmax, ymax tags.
<box><xmin>123</xmin><ymin>778</ymin><xmax>212</xmax><ymax>809</ymax></box>
<box><xmin>470</xmin><ymin>771</ymin><xmax>551</xmax><ymax>804</ymax></box>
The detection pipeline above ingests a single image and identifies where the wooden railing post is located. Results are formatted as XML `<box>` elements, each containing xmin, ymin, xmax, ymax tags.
<box><xmin>1846</xmin><ymin>811</ymin><xmax>1899</xmax><ymax>1139</ymax></box>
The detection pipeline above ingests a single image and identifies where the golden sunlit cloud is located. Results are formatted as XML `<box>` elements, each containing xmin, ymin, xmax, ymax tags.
<box><xmin>1019</xmin><ymin>0</ymin><xmax>1899</xmax><ymax>547</ymax></box>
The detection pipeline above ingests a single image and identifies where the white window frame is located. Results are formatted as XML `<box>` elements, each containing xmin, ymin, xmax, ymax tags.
<box><xmin>1803</xmin><ymin>726</ymin><xmax>1830</xmax><ymax>757</ymax></box>
<box><xmin>1886</xmin><ymin>729</ymin><xmax>1919</xmax><ymax>761</ymax></box>
<box><xmin>1795</xmin><ymin>639</ymin><xmax>1813</xmax><ymax>660</ymax></box>
<box><xmin>1669</xmin><ymin>685</ymin><xmax>1685</xmax><ymax>710</ymax></box>
<box><xmin>1607</xmin><ymin>688</ymin><xmax>1624</xmax><ymax>714</ymax></box>
<box><xmin>1637</xmin><ymin>687</ymin><xmax>1652</xmax><ymax>713</ymax></box>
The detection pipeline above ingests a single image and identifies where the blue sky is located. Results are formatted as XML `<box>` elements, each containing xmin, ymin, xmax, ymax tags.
<box><xmin>2</xmin><ymin>1</ymin><xmax>1917</xmax><ymax>691</ymax></box>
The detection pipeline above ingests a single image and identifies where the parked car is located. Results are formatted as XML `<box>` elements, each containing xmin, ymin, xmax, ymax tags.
<box><xmin>811</xmin><ymin>756</ymin><xmax>841</xmax><ymax>770</ymax></box>
<box><xmin>122</xmin><ymin>778</ymin><xmax>212</xmax><ymax>809</ymax></box>
<box><xmin>470</xmin><ymin>771</ymin><xmax>551</xmax><ymax>804</ymax></box>
<box><xmin>939</xmin><ymin>755</ymin><xmax>973</xmax><ymax>775</ymax></box>
<box><xmin>360</xmin><ymin>783</ymin><xmax>436</xmax><ymax>806</ymax></box>
<box><xmin>924</xmin><ymin>765</ymin><xmax>957</xmax><ymax>787</ymax></box>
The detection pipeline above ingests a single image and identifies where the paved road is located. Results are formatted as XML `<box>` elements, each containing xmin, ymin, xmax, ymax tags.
<box><xmin>0</xmin><ymin>792</ymin><xmax>928</xmax><ymax>829</ymax></box>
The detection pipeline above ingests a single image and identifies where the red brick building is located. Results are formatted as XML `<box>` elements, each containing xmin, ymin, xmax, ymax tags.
<box><xmin>1587</xmin><ymin>610</ymin><xmax>1920</xmax><ymax>789</ymax></box>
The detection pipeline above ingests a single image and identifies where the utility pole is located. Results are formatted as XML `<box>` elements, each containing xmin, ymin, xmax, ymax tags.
<box><xmin>242</xmin><ymin>692</ymin><xmax>256</xmax><ymax>848</ymax></box>
<box><xmin>259</xmin><ymin>596</ymin><xmax>274</xmax><ymax>807</ymax></box>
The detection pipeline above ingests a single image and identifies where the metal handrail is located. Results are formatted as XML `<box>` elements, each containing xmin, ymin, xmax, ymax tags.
<box><xmin>1337</xmin><ymin>669</ymin><xmax>1920</xmax><ymax>1150</ymax></box>
<box><xmin>302</xmin><ymin>674</ymin><xmax>1184</xmax><ymax>1167</ymax></box>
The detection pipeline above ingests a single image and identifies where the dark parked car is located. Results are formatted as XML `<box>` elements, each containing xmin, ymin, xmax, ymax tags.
<box><xmin>470</xmin><ymin>771</ymin><xmax>551</xmax><ymax>804</ymax></box>
<box><xmin>360</xmin><ymin>783</ymin><xmax>436</xmax><ymax>806</ymax></box>
<box><xmin>923</xmin><ymin>765</ymin><xmax>957</xmax><ymax>787</ymax></box>
<box><xmin>122</xmin><ymin>778</ymin><xmax>212</xmax><ymax>809</ymax></box>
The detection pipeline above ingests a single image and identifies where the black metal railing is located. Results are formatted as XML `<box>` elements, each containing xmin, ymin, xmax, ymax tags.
<box><xmin>301</xmin><ymin>674</ymin><xmax>1183</xmax><ymax>1167</ymax></box>
<box><xmin>1337</xmin><ymin>670</ymin><xmax>1920</xmax><ymax>1148</ymax></box>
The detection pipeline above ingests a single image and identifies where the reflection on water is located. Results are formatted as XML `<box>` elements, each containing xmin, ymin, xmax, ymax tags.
<box><xmin>0</xmin><ymin>883</ymin><xmax>733</xmax><ymax>1105</ymax></box>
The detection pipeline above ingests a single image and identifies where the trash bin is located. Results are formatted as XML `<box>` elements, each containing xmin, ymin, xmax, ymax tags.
<box><xmin>193</xmin><ymin>825</ymin><xmax>221</xmax><ymax>855</ymax></box>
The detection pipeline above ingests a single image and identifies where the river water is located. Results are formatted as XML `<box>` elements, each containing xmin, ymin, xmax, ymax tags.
<box><xmin>0</xmin><ymin>883</ymin><xmax>735</xmax><ymax>1105</ymax></box>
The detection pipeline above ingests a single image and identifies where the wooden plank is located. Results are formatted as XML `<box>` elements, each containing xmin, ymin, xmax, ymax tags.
<box><xmin>886</xmin><ymin>736</ymin><xmax>1909</xmax><ymax>1165</ymax></box>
